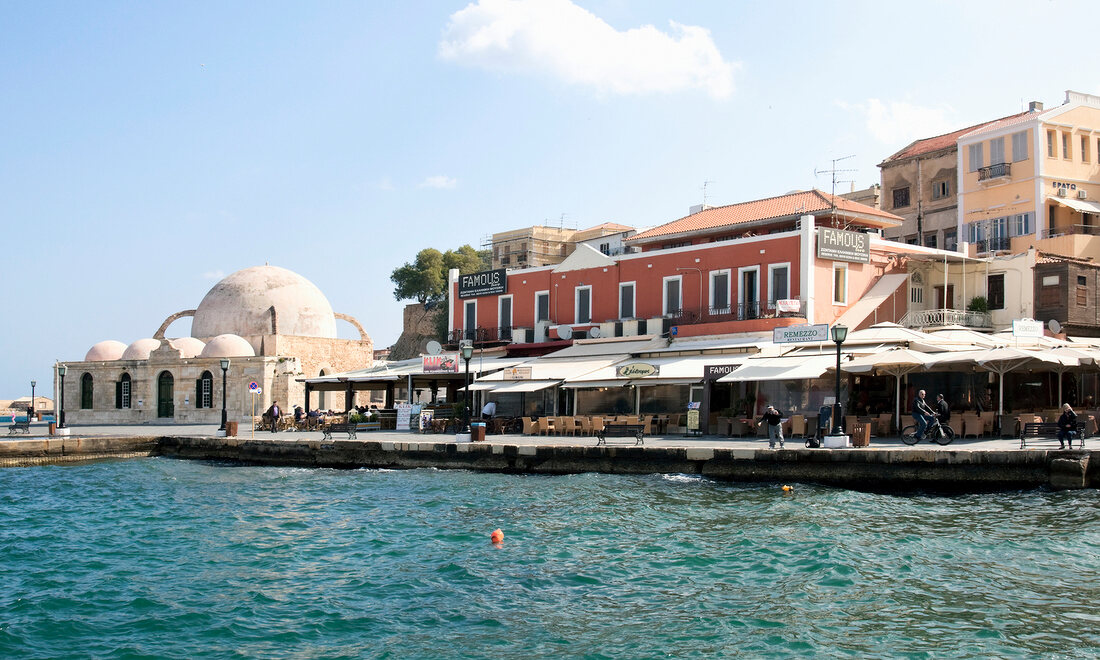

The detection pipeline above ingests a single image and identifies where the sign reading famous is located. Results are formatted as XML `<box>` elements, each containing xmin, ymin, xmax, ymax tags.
<box><xmin>459</xmin><ymin>269</ymin><xmax>507</xmax><ymax>298</ymax></box>
<box><xmin>817</xmin><ymin>227</ymin><xmax>870</xmax><ymax>264</ymax></box>
<box><xmin>773</xmin><ymin>323</ymin><xmax>830</xmax><ymax>344</ymax></box>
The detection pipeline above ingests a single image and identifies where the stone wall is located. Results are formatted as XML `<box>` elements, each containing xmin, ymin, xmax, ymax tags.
<box><xmin>389</xmin><ymin>303</ymin><xmax>443</xmax><ymax>360</ymax></box>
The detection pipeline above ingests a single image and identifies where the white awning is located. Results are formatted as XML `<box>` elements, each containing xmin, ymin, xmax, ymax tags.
<box><xmin>566</xmin><ymin>353</ymin><xmax>749</xmax><ymax>386</ymax></box>
<box><xmin>489</xmin><ymin>380</ymin><xmax>560</xmax><ymax>393</ymax></box>
<box><xmin>561</xmin><ymin>380</ymin><xmax>628</xmax><ymax>389</ymax></box>
<box><xmin>834</xmin><ymin>274</ymin><xmax>908</xmax><ymax>330</ymax></box>
<box><xmin>1050</xmin><ymin>196</ymin><xmax>1100</xmax><ymax>215</ymax></box>
<box><xmin>718</xmin><ymin>355</ymin><xmax>834</xmax><ymax>382</ymax></box>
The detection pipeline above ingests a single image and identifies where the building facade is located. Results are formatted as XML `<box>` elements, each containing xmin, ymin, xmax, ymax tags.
<box><xmin>489</xmin><ymin>222</ymin><xmax>637</xmax><ymax>269</ymax></box>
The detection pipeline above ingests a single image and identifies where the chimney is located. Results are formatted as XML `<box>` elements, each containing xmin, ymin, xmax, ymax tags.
<box><xmin>1029</xmin><ymin>101</ymin><xmax>1044</xmax><ymax>112</ymax></box>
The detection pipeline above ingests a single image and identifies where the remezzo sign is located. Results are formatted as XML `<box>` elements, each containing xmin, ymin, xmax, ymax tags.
<box><xmin>817</xmin><ymin>227</ymin><xmax>870</xmax><ymax>264</ymax></box>
<box><xmin>773</xmin><ymin>323</ymin><xmax>830</xmax><ymax>344</ymax></box>
<box><xmin>459</xmin><ymin>269</ymin><xmax>507</xmax><ymax>298</ymax></box>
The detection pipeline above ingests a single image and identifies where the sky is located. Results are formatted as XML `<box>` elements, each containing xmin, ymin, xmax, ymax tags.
<box><xmin>2</xmin><ymin>0</ymin><xmax>1099</xmax><ymax>398</ymax></box>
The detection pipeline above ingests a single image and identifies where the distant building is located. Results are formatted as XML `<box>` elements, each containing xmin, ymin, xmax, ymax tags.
<box><xmin>489</xmin><ymin>222</ymin><xmax>636</xmax><ymax>269</ymax></box>
<box><xmin>839</xmin><ymin>184</ymin><xmax>880</xmax><ymax>210</ymax></box>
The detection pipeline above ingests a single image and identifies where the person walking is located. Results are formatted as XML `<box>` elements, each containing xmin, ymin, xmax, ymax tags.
<box><xmin>935</xmin><ymin>394</ymin><xmax>950</xmax><ymax>427</ymax></box>
<box><xmin>758</xmin><ymin>405</ymin><xmax>784</xmax><ymax>449</ymax></box>
<box><xmin>912</xmin><ymin>390</ymin><xmax>935</xmax><ymax>441</ymax></box>
<box><xmin>266</xmin><ymin>401</ymin><xmax>280</xmax><ymax>433</ymax></box>
<box><xmin>1057</xmin><ymin>403</ymin><xmax>1077</xmax><ymax>449</ymax></box>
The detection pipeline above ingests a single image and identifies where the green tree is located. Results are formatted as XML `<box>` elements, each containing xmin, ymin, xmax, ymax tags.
<box><xmin>390</xmin><ymin>244</ymin><xmax>491</xmax><ymax>303</ymax></box>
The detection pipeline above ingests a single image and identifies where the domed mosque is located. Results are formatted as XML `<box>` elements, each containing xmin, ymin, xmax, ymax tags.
<box><xmin>59</xmin><ymin>266</ymin><xmax>372</xmax><ymax>425</ymax></box>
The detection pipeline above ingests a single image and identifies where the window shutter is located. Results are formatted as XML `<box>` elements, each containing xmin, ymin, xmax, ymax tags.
<box><xmin>115</xmin><ymin>381</ymin><xmax>122</xmax><ymax>409</ymax></box>
<box><xmin>196</xmin><ymin>379</ymin><xmax>202</xmax><ymax>408</ymax></box>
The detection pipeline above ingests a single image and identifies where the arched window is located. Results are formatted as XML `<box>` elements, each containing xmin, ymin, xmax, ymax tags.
<box><xmin>116</xmin><ymin>373</ymin><xmax>131</xmax><ymax>409</ymax></box>
<box><xmin>80</xmin><ymin>373</ymin><xmax>94</xmax><ymax>409</ymax></box>
<box><xmin>197</xmin><ymin>371</ymin><xmax>213</xmax><ymax>408</ymax></box>
<box><xmin>318</xmin><ymin>369</ymin><xmax>327</xmax><ymax>408</ymax></box>
<box><xmin>157</xmin><ymin>371</ymin><xmax>174</xmax><ymax>418</ymax></box>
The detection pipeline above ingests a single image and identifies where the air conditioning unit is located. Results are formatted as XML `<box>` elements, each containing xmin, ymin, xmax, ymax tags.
<box><xmin>599</xmin><ymin>321</ymin><xmax>617</xmax><ymax>338</ymax></box>
<box><xmin>510</xmin><ymin>327</ymin><xmax>532</xmax><ymax>344</ymax></box>
<box><xmin>620</xmin><ymin>319</ymin><xmax>637</xmax><ymax>336</ymax></box>
<box><xmin>1057</xmin><ymin>188</ymin><xmax>1068</xmax><ymax>197</ymax></box>
<box><xmin>534</xmin><ymin>320</ymin><xmax>550</xmax><ymax>343</ymax></box>
<box><xmin>1078</xmin><ymin>190</ymin><xmax>1088</xmax><ymax>200</ymax></box>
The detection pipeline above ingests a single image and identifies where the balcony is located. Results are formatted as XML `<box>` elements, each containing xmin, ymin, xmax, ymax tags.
<box><xmin>977</xmin><ymin>162</ymin><xmax>1011</xmax><ymax>182</ymax></box>
<box><xmin>899</xmin><ymin>308</ymin><xmax>992</xmax><ymax>329</ymax></box>
<box><xmin>1037</xmin><ymin>223</ymin><xmax>1100</xmax><ymax>240</ymax></box>
<box><xmin>973</xmin><ymin>236</ymin><xmax>1011</xmax><ymax>253</ymax></box>
<box><xmin>447</xmin><ymin>326</ymin><xmax>511</xmax><ymax>345</ymax></box>
<box><xmin>666</xmin><ymin>299</ymin><xmax>806</xmax><ymax>325</ymax></box>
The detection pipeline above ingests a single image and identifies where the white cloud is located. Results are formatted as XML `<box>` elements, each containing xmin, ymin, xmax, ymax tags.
<box><xmin>841</xmin><ymin>99</ymin><xmax>958</xmax><ymax>146</ymax></box>
<box><xmin>420</xmin><ymin>175</ymin><xmax>458</xmax><ymax>189</ymax></box>
<box><xmin>201</xmin><ymin>269</ymin><xmax>225</xmax><ymax>280</ymax></box>
<box><xmin>439</xmin><ymin>0</ymin><xmax>737</xmax><ymax>99</ymax></box>
<box><xmin>373</xmin><ymin>176</ymin><xmax>395</xmax><ymax>191</ymax></box>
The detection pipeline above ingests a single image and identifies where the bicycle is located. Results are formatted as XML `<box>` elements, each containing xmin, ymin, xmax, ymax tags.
<box><xmin>900</xmin><ymin>415</ymin><xmax>955</xmax><ymax>445</ymax></box>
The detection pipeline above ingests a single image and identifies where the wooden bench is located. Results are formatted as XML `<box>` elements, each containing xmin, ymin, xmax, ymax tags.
<box><xmin>595</xmin><ymin>423</ymin><xmax>644</xmax><ymax>446</ymax></box>
<box><xmin>1020</xmin><ymin>422</ymin><xmax>1086</xmax><ymax>449</ymax></box>
<box><xmin>322</xmin><ymin>422</ymin><xmax>367</xmax><ymax>440</ymax></box>
<box><xmin>7</xmin><ymin>420</ymin><xmax>30</xmax><ymax>435</ymax></box>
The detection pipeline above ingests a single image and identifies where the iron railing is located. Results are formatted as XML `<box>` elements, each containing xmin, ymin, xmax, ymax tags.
<box><xmin>1038</xmin><ymin>223</ymin><xmax>1100</xmax><ymax>240</ymax></box>
<box><xmin>900</xmin><ymin>308</ymin><xmax>992</xmax><ymax>329</ymax></box>
<box><xmin>978</xmin><ymin>162</ymin><xmax>1011</xmax><ymax>181</ymax></box>
<box><xmin>974</xmin><ymin>236</ymin><xmax>1012</xmax><ymax>253</ymax></box>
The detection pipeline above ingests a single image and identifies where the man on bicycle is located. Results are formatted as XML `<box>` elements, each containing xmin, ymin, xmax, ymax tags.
<box><xmin>912</xmin><ymin>390</ymin><xmax>936</xmax><ymax>440</ymax></box>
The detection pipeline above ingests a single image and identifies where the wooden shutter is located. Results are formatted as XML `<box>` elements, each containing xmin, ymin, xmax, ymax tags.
<box><xmin>115</xmin><ymin>381</ymin><xmax>122</xmax><ymax>409</ymax></box>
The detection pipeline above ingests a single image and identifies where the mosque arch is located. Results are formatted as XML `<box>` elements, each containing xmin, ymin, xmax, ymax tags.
<box><xmin>116</xmin><ymin>373</ymin><xmax>132</xmax><ymax>409</ymax></box>
<box><xmin>80</xmin><ymin>373</ymin><xmax>94</xmax><ymax>409</ymax></box>
<box><xmin>157</xmin><ymin>371</ymin><xmax>175</xmax><ymax>418</ymax></box>
<box><xmin>154</xmin><ymin>310</ymin><xmax>196</xmax><ymax>340</ymax></box>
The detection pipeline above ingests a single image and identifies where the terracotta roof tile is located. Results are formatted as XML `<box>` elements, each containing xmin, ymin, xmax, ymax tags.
<box><xmin>879</xmin><ymin>110</ymin><xmax>1033</xmax><ymax>164</ymax></box>
<box><xmin>629</xmin><ymin>189</ymin><xmax>901</xmax><ymax>243</ymax></box>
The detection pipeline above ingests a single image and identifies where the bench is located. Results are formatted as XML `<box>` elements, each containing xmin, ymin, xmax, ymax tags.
<box><xmin>595</xmin><ymin>423</ymin><xmax>644</xmax><ymax>446</ymax></box>
<box><xmin>7</xmin><ymin>420</ymin><xmax>30</xmax><ymax>435</ymax></box>
<box><xmin>1020</xmin><ymin>422</ymin><xmax>1086</xmax><ymax>449</ymax></box>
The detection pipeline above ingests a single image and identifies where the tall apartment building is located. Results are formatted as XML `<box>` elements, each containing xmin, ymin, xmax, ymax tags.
<box><xmin>489</xmin><ymin>222</ymin><xmax>635</xmax><ymax>269</ymax></box>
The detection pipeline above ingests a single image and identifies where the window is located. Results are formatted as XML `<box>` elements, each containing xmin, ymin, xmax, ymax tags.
<box><xmin>464</xmin><ymin>300</ymin><xmax>476</xmax><ymax>340</ymax></box>
<box><xmin>987</xmin><ymin>274</ymin><xmax>1004</xmax><ymax>310</ymax></box>
<box><xmin>738</xmin><ymin>266</ymin><xmax>760</xmax><ymax>319</ymax></box>
<box><xmin>574</xmin><ymin>286</ymin><xmax>591</xmax><ymax>324</ymax></box>
<box><xmin>968</xmin><ymin>143</ymin><xmax>984</xmax><ymax>171</ymax></box>
<box><xmin>932</xmin><ymin>180</ymin><xmax>949</xmax><ymax>199</ymax></box>
<box><xmin>198</xmin><ymin>371</ymin><xmax>213</xmax><ymax>408</ymax></box>
<box><xmin>80</xmin><ymin>373</ymin><xmax>93</xmax><ymax>409</ymax></box>
<box><xmin>892</xmin><ymin>186</ymin><xmax>910</xmax><ymax>209</ymax></box>
<box><xmin>1011</xmin><ymin>213</ymin><xmax>1032</xmax><ymax>237</ymax></box>
<box><xmin>619</xmin><ymin>282</ymin><xmax>635</xmax><ymax>319</ymax></box>
<box><xmin>663</xmin><ymin>276</ymin><xmax>682</xmax><ymax>316</ymax></box>
<box><xmin>1012</xmin><ymin>131</ymin><xmax>1028</xmax><ymax>161</ymax></box>
<box><xmin>499</xmin><ymin>296</ymin><xmax>512</xmax><ymax>340</ymax></box>
<box><xmin>910</xmin><ymin>285</ymin><xmax>923</xmax><ymax>304</ymax></box>
<box><xmin>924</xmin><ymin>233</ymin><xmax>938</xmax><ymax>248</ymax></box>
<box><xmin>832</xmin><ymin>264</ymin><xmax>847</xmax><ymax>305</ymax></box>
<box><xmin>944</xmin><ymin>230</ymin><xmax>958</xmax><ymax>252</ymax></box>
<box><xmin>599</xmin><ymin>242</ymin><xmax>611</xmax><ymax>255</ymax></box>
<box><xmin>1048</xmin><ymin>130</ymin><xmax>1056</xmax><ymax>157</ymax></box>
<box><xmin>1077</xmin><ymin>275</ymin><xmax>1088</xmax><ymax>307</ymax></box>
<box><xmin>709</xmin><ymin>269</ymin><xmax>730</xmax><ymax>313</ymax></box>
<box><xmin>768</xmin><ymin>264</ymin><xmax>790</xmax><ymax>304</ymax></box>
<box><xmin>990</xmin><ymin>136</ymin><xmax>1005</xmax><ymax>165</ymax></box>
<box><xmin>1063</xmin><ymin>132</ymin><xmax>1071</xmax><ymax>159</ymax></box>
<box><xmin>535</xmin><ymin>291</ymin><xmax>549</xmax><ymax>323</ymax></box>
<box><xmin>906</xmin><ymin>237</ymin><xmax>919</xmax><ymax>245</ymax></box>
<box><xmin>1083</xmin><ymin>136</ymin><xmax>1091</xmax><ymax>163</ymax></box>
<box><xmin>116</xmin><ymin>373</ymin><xmax>131</xmax><ymax>409</ymax></box>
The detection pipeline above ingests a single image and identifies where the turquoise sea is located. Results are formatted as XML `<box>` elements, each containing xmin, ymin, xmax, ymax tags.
<box><xmin>1</xmin><ymin>459</ymin><xmax>1097</xmax><ymax>658</ymax></box>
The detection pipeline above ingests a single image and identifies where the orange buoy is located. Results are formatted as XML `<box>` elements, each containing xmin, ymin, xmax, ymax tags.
<box><xmin>490</xmin><ymin>528</ymin><xmax>504</xmax><ymax>544</ymax></box>
<box><xmin>781</xmin><ymin>485</ymin><xmax>793</xmax><ymax>492</ymax></box>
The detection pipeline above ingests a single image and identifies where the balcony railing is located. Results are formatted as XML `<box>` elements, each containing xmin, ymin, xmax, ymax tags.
<box><xmin>448</xmin><ymin>327</ymin><xmax>509</xmax><ymax>344</ymax></box>
<box><xmin>666</xmin><ymin>299</ymin><xmax>806</xmax><ymax>325</ymax></box>
<box><xmin>1038</xmin><ymin>223</ymin><xmax>1100</xmax><ymax>240</ymax></box>
<box><xmin>978</xmin><ymin>162</ymin><xmax>1011</xmax><ymax>181</ymax></box>
<box><xmin>900</xmin><ymin>308</ymin><xmax>992</xmax><ymax>329</ymax></box>
<box><xmin>973</xmin><ymin>236</ymin><xmax>1012</xmax><ymax>253</ymax></box>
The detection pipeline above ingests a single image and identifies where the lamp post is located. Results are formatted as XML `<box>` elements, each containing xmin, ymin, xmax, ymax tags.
<box><xmin>219</xmin><ymin>358</ymin><xmax>230</xmax><ymax>432</ymax></box>
<box><xmin>57</xmin><ymin>365</ymin><xmax>67</xmax><ymax>429</ymax></box>
<box><xmin>830</xmin><ymin>324</ymin><xmax>848</xmax><ymax>436</ymax></box>
<box><xmin>30</xmin><ymin>380</ymin><xmax>36</xmax><ymax>422</ymax></box>
<box><xmin>460</xmin><ymin>340</ymin><xmax>474</xmax><ymax>434</ymax></box>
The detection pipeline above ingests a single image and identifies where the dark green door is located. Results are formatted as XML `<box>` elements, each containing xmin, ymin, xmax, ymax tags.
<box><xmin>157</xmin><ymin>371</ymin><xmax>174</xmax><ymax>418</ymax></box>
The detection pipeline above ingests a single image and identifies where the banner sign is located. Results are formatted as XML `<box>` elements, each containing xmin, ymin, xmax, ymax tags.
<box><xmin>1012</xmin><ymin>318</ymin><xmax>1043</xmax><ymax>338</ymax></box>
<box><xmin>817</xmin><ymin>227</ymin><xmax>871</xmax><ymax>263</ymax></box>
<box><xmin>773</xmin><ymin>323</ymin><xmax>830</xmax><ymax>344</ymax></box>
<box><xmin>503</xmin><ymin>366</ymin><xmax>532</xmax><ymax>380</ymax></box>
<box><xmin>775</xmin><ymin>299</ymin><xmax>801</xmax><ymax>313</ymax></box>
<box><xmin>616</xmin><ymin>362</ymin><xmax>659</xmax><ymax>378</ymax></box>
<box><xmin>459</xmin><ymin>268</ymin><xmax>507</xmax><ymax>298</ymax></box>
<box><xmin>705</xmin><ymin>363</ymin><xmax>741</xmax><ymax>381</ymax></box>
<box><xmin>423</xmin><ymin>354</ymin><xmax>459</xmax><ymax>373</ymax></box>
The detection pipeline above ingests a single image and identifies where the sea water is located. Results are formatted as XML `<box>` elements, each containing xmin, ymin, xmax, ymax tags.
<box><xmin>0</xmin><ymin>459</ymin><xmax>1096</xmax><ymax>658</ymax></box>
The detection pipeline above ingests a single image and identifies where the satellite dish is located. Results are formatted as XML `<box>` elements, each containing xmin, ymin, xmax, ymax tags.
<box><xmin>588</xmin><ymin>326</ymin><xmax>601</xmax><ymax>338</ymax></box>
<box><xmin>1048</xmin><ymin>319</ymin><xmax>1062</xmax><ymax>334</ymax></box>
<box><xmin>426</xmin><ymin>340</ymin><xmax>442</xmax><ymax>355</ymax></box>
<box><xmin>556</xmin><ymin>325</ymin><xmax>573</xmax><ymax>340</ymax></box>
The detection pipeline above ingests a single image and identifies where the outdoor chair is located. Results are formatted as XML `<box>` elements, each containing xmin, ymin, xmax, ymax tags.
<box><xmin>963</xmin><ymin>416</ymin><xmax>983</xmax><ymax>439</ymax></box>
<box><xmin>642</xmin><ymin>415</ymin><xmax>654</xmax><ymax>435</ymax></box>
<box><xmin>590</xmin><ymin>416</ymin><xmax>606</xmax><ymax>436</ymax></box>
<box><xmin>537</xmin><ymin>417</ymin><xmax>552</xmax><ymax>436</ymax></box>
<box><xmin>789</xmin><ymin>415</ymin><xmax>806</xmax><ymax>438</ymax></box>
<box><xmin>728</xmin><ymin>418</ymin><xmax>749</xmax><ymax>437</ymax></box>
<box><xmin>948</xmin><ymin>417</ymin><xmax>963</xmax><ymax>438</ymax></box>
<box><xmin>559</xmin><ymin>416</ymin><xmax>578</xmax><ymax>436</ymax></box>
<box><xmin>521</xmin><ymin>417</ymin><xmax>537</xmax><ymax>435</ymax></box>
<box><xmin>577</xmin><ymin>416</ymin><xmax>592</xmax><ymax>436</ymax></box>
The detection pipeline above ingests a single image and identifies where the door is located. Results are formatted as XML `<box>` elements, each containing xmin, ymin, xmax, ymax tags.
<box><xmin>934</xmin><ymin>285</ymin><xmax>955</xmax><ymax>309</ymax></box>
<box><xmin>740</xmin><ymin>268</ymin><xmax>759</xmax><ymax>319</ymax></box>
<box><xmin>157</xmin><ymin>371</ymin><xmax>174</xmax><ymax>418</ymax></box>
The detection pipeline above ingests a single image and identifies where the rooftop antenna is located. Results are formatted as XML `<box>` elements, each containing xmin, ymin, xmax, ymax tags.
<box><xmin>702</xmin><ymin>180</ymin><xmax>715</xmax><ymax>207</ymax></box>
<box><xmin>815</xmin><ymin>155</ymin><xmax>857</xmax><ymax>227</ymax></box>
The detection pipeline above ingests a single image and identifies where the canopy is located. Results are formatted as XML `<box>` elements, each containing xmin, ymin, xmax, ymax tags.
<box><xmin>925</xmin><ymin>347</ymin><xmax>1072</xmax><ymax>417</ymax></box>
<box><xmin>840</xmin><ymin>348</ymin><xmax>934</xmax><ymax>430</ymax></box>
<box><xmin>566</xmin><ymin>353</ymin><xmax>749</xmax><ymax>387</ymax></box>
<box><xmin>1050</xmin><ymin>195</ymin><xmax>1100</xmax><ymax>215</ymax></box>
<box><xmin>718</xmin><ymin>355</ymin><xmax>835</xmax><ymax>383</ymax></box>
<box><xmin>833</xmin><ymin>276</ymin><xmax>909</xmax><ymax>331</ymax></box>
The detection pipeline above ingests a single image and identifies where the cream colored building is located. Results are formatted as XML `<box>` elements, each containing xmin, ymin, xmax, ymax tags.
<box><xmin>57</xmin><ymin>266</ymin><xmax>373</xmax><ymax>424</ymax></box>
<box><xmin>489</xmin><ymin>222</ymin><xmax>636</xmax><ymax>269</ymax></box>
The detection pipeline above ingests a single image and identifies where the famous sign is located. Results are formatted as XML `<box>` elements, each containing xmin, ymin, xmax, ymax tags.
<box><xmin>458</xmin><ymin>269</ymin><xmax>507</xmax><ymax>298</ymax></box>
<box><xmin>773</xmin><ymin>323</ymin><xmax>830</xmax><ymax>344</ymax></box>
<box><xmin>817</xmin><ymin>227</ymin><xmax>870</xmax><ymax>264</ymax></box>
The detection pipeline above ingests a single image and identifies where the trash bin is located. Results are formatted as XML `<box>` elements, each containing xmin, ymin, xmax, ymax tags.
<box><xmin>471</xmin><ymin>422</ymin><xmax>486</xmax><ymax>442</ymax></box>
<box><xmin>48</xmin><ymin>422</ymin><xmax>57</xmax><ymax>435</ymax></box>
<box><xmin>226</xmin><ymin>421</ymin><xmax>239</xmax><ymax>437</ymax></box>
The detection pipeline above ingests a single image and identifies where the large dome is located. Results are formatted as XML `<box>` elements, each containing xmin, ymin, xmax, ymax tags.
<box><xmin>191</xmin><ymin>266</ymin><xmax>337</xmax><ymax>339</ymax></box>
<box><xmin>85</xmin><ymin>340</ymin><xmax>127</xmax><ymax>362</ymax></box>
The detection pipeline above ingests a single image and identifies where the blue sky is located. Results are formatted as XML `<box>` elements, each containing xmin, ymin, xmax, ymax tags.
<box><xmin>2</xmin><ymin>0</ymin><xmax>1097</xmax><ymax>398</ymax></box>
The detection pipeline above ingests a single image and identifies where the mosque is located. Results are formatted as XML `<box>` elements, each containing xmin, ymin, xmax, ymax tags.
<box><xmin>59</xmin><ymin>265</ymin><xmax>373</xmax><ymax>425</ymax></box>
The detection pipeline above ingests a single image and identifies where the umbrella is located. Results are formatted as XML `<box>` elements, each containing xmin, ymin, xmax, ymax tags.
<box><xmin>923</xmin><ymin>347</ymin><xmax>1068</xmax><ymax>422</ymax></box>
<box><xmin>840</xmin><ymin>348</ymin><xmax>933</xmax><ymax>431</ymax></box>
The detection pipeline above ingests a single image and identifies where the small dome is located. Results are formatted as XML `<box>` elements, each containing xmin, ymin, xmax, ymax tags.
<box><xmin>85</xmin><ymin>340</ymin><xmax>127</xmax><ymax>362</ymax></box>
<box><xmin>168</xmin><ymin>337</ymin><xmax>206</xmax><ymax>358</ymax></box>
<box><xmin>121</xmin><ymin>338</ymin><xmax>162</xmax><ymax>361</ymax></box>
<box><xmin>192</xmin><ymin>265</ymin><xmax>337</xmax><ymax>339</ymax></box>
<box><xmin>199</xmin><ymin>334</ymin><xmax>256</xmax><ymax>358</ymax></box>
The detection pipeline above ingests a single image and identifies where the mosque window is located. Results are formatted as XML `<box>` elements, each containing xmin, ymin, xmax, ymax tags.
<box><xmin>198</xmin><ymin>371</ymin><xmax>213</xmax><ymax>408</ymax></box>
<box><xmin>116</xmin><ymin>373</ymin><xmax>131</xmax><ymax>409</ymax></box>
<box><xmin>80</xmin><ymin>373</ymin><xmax>93</xmax><ymax>409</ymax></box>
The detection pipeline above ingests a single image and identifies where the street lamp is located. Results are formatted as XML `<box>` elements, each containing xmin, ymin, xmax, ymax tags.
<box><xmin>30</xmin><ymin>380</ymin><xmax>36</xmax><ymax>422</ymax></box>
<box><xmin>57</xmin><ymin>365</ymin><xmax>67</xmax><ymax>429</ymax></box>
<box><xmin>830</xmin><ymin>324</ymin><xmax>848</xmax><ymax>436</ymax></box>
<box><xmin>460</xmin><ymin>340</ymin><xmax>474</xmax><ymax>434</ymax></box>
<box><xmin>219</xmin><ymin>358</ymin><xmax>230</xmax><ymax>432</ymax></box>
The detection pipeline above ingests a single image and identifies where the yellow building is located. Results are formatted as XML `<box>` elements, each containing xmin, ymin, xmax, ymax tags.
<box><xmin>489</xmin><ymin>222</ymin><xmax>636</xmax><ymax>269</ymax></box>
<box><xmin>959</xmin><ymin>90</ymin><xmax>1100</xmax><ymax>260</ymax></box>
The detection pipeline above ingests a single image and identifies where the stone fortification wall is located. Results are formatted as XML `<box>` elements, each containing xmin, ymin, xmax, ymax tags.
<box><xmin>389</xmin><ymin>303</ymin><xmax>443</xmax><ymax>361</ymax></box>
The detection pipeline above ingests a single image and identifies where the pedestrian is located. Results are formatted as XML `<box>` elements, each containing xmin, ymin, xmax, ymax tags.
<box><xmin>758</xmin><ymin>404</ymin><xmax>784</xmax><ymax>449</ymax></box>
<box><xmin>935</xmin><ymin>394</ymin><xmax>950</xmax><ymax>425</ymax></box>
<box><xmin>912</xmin><ymin>390</ymin><xmax>935</xmax><ymax>440</ymax></box>
<box><xmin>1057</xmin><ymin>403</ymin><xmax>1077</xmax><ymax>449</ymax></box>
<box><xmin>481</xmin><ymin>400</ymin><xmax>496</xmax><ymax>421</ymax></box>
<box><xmin>266</xmin><ymin>400</ymin><xmax>280</xmax><ymax>433</ymax></box>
